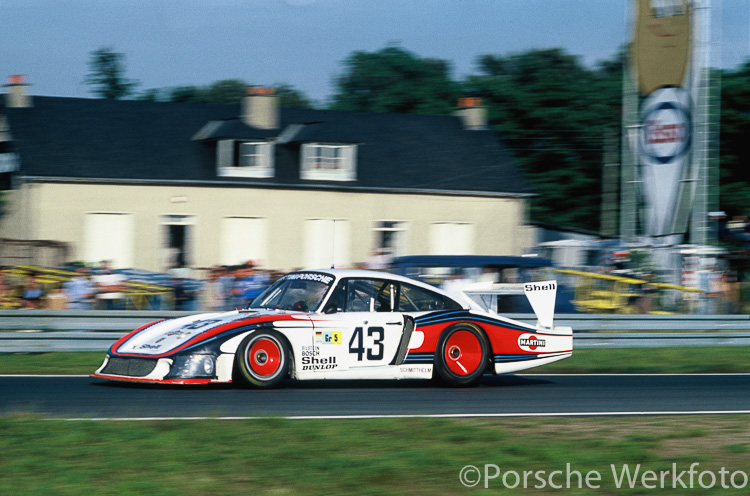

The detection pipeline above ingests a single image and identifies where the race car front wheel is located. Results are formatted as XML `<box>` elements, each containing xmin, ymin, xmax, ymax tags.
<box><xmin>435</xmin><ymin>325</ymin><xmax>489</xmax><ymax>387</ymax></box>
<box><xmin>235</xmin><ymin>330</ymin><xmax>290</xmax><ymax>388</ymax></box>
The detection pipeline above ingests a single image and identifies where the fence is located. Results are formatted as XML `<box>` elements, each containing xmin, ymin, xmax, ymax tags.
<box><xmin>1</xmin><ymin>311</ymin><xmax>750</xmax><ymax>352</ymax></box>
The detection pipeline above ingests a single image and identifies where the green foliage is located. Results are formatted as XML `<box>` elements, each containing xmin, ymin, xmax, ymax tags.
<box><xmin>330</xmin><ymin>45</ymin><xmax>460</xmax><ymax>114</ymax></box>
<box><xmin>327</xmin><ymin>45</ymin><xmax>750</xmax><ymax>232</ymax></box>
<box><xmin>134</xmin><ymin>88</ymin><xmax>163</xmax><ymax>102</ymax></box>
<box><xmin>720</xmin><ymin>60</ymin><xmax>750</xmax><ymax>218</ymax></box>
<box><xmin>274</xmin><ymin>83</ymin><xmax>315</xmax><ymax>109</ymax></box>
<box><xmin>2</xmin><ymin>416</ymin><xmax>750</xmax><ymax>495</ymax></box>
<box><xmin>0</xmin><ymin>352</ymin><xmax>104</xmax><ymax>374</ymax></box>
<box><xmin>3</xmin><ymin>347</ymin><xmax>750</xmax><ymax>375</ymax></box>
<box><xmin>111</xmin><ymin>45</ymin><xmax>750</xmax><ymax>229</ymax></box>
<box><xmin>464</xmin><ymin>48</ymin><xmax>624</xmax><ymax>230</ymax></box>
<box><xmin>168</xmin><ymin>86</ymin><xmax>205</xmax><ymax>103</ymax></box>
<box><xmin>82</xmin><ymin>47</ymin><xmax>139</xmax><ymax>100</ymax></box>
<box><xmin>328</xmin><ymin>45</ymin><xmax>625</xmax><ymax>230</ymax></box>
<box><xmin>537</xmin><ymin>346</ymin><xmax>750</xmax><ymax>374</ymax></box>
<box><xmin>202</xmin><ymin>79</ymin><xmax>248</xmax><ymax>104</ymax></box>
<box><xmin>136</xmin><ymin>81</ymin><xmax>314</xmax><ymax>108</ymax></box>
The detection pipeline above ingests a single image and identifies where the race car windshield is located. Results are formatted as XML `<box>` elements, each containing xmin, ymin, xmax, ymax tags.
<box><xmin>249</xmin><ymin>272</ymin><xmax>334</xmax><ymax>312</ymax></box>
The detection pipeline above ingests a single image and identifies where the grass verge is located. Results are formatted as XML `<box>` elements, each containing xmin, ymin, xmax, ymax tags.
<box><xmin>0</xmin><ymin>351</ymin><xmax>104</xmax><ymax>375</ymax></box>
<box><xmin>2</xmin><ymin>347</ymin><xmax>750</xmax><ymax>375</ymax></box>
<box><xmin>1</xmin><ymin>415</ymin><xmax>749</xmax><ymax>495</ymax></box>
<box><xmin>537</xmin><ymin>346</ymin><xmax>750</xmax><ymax>374</ymax></box>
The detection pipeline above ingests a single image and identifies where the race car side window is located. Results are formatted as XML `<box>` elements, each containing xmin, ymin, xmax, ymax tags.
<box><xmin>399</xmin><ymin>283</ymin><xmax>462</xmax><ymax>311</ymax></box>
<box><xmin>331</xmin><ymin>279</ymin><xmax>396</xmax><ymax>313</ymax></box>
<box><xmin>323</xmin><ymin>283</ymin><xmax>346</xmax><ymax>314</ymax></box>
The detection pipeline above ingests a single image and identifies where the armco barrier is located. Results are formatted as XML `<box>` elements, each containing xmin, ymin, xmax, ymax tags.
<box><xmin>1</xmin><ymin>311</ymin><xmax>750</xmax><ymax>352</ymax></box>
<box><xmin>505</xmin><ymin>314</ymin><xmax>750</xmax><ymax>332</ymax></box>
<box><xmin>0</xmin><ymin>310</ymin><xmax>189</xmax><ymax>332</ymax></box>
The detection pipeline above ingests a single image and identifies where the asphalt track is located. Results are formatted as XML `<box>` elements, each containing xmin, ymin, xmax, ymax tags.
<box><xmin>2</xmin><ymin>374</ymin><xmax>750</xmax><ymax>419</ymax></box>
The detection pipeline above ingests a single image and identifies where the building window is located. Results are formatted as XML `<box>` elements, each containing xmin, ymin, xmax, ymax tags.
<box><xmin>217</xmin><ymin>140</ymin><xmax>273</xmax><ymax>178</ymax></box>
<box><xmin>220</xmin><ymin>217</ymin><xmax>269</xmax><ymax>267</ymax></box>
<box><xmin>303</xmin><ymin>219</ymin><xmax>350</xmax><ymax>269</ymax></box>
<box><xmin>83</xmin><ymin>213</ymin><xmax>135</xmax><ymax>268</ymax></box>
<box><xmin>301</xmin><ymin>143</ymin><xmax>357</xmax><ymax>181</ymax></box>
<box><xmin>161</xmin><ymin>214</ymin><xmax>196</xmax><ymax>271</ymax></box>
<box><xmin>372</xmin><ymin>220</ymin><xmax>409</xmax><ymax>259</ymax></box>
<box><xmin>428</xmin><ymin>222</ymin><xmax>475</xmax><ymax>255</ymax></box>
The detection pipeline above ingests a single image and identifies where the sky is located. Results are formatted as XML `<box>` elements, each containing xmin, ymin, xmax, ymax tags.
<box><xmin>1</xmin><ymin>0</ymin><xmax>748</xmax><ymax>105</ymax></box>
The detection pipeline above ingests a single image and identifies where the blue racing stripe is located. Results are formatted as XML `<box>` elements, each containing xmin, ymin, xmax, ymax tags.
<box><xmin>416</xmin><ymin>312</ymin><xmax>533</xmax><ymax>332</ymax></box>
<box><xmin>493</xmin><ymin>352</ymin><xmax>570</xmax><ymax>363</ymax></box>
<box><xmin>403</xmin><ymin>352</ymin><xmax>434</xmax><ymax>364</ymax></box>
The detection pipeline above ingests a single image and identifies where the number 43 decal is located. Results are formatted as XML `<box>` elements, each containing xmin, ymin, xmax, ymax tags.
<box><xmin>348</xmin><ymin>326</ymin><xmax>384</xmax><ymax>361</ymax></box>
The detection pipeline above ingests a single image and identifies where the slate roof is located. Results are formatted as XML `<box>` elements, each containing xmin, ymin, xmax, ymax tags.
<box><xmin>3</xmin><ymin>96</ymin><xmax>532</xmax><ymax>196</ymax></box>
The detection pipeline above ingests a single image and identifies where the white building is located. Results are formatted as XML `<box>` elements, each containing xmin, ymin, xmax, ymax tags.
<box><xmin>0</xmin><ymin>78</ymin><xmax>535</xmax><ymax>271</ymax></box>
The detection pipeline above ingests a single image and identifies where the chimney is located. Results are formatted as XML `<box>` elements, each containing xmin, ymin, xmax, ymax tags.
<box><xmin>242</xmin><ymin>86</ymin><xmax>279</xmax><ymax>129</ymax></box>
<box><xmin>454</xmin><ymin>97</ymin><xmax>487</xmax><ymax>130</ymax></box>
<box><xmin>4</xmin><ymin>75</ymin><xmax>32</xmax><ymax>108</ymax></box>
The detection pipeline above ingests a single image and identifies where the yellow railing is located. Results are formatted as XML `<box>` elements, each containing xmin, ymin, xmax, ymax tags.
<box><xmin>2</xmin><ymin>265</ymin><xmax>175</xmax><ymax>310</ymax></box>
<box><xmin>553</xmin><ymin>268</ymin><xmax>704</xmax><ymax>314</ymax></box>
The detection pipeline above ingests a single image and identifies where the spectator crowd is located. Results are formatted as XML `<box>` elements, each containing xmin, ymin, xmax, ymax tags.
<box><xmin>0</xmin><ymin>261</ymin><xmax>284</xmax><ymax>312</ymax></box>
<box><xmin>0</xmin><ymin>253</ymin><xmax>746</xmax><ymax>315</ymax></box>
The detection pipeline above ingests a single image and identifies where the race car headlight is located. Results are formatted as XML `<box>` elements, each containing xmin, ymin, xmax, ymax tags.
<box><xmin>168</xmin><ymin>354</ymin><xmax>216</xmax><ymax>379</ymax></box>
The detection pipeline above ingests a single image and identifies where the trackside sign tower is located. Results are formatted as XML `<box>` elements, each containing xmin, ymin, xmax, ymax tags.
<box><xmin>621</xmin><ymin>0</ymin><xmax>719</xmax><ymax>247</ymax></box>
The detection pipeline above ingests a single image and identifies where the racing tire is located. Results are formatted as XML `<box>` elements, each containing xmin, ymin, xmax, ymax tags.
<box><xmin>434</xmin><ymin>325</ymin><xmax>490</xmax><ymax>387</ymax></box>
<box><xmin>235</xmin><ymin>330</ymin><xmax>290</xmax><ymax>388</ymax></box>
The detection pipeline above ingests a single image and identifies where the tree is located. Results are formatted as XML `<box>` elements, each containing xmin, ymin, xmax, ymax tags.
<box><xmin>135</xmin><ymin>80</ymin><xmax>315</xmax><ymax>108</ymax></box>
<box><xmin>202</xmin><ymin>79</ymin><xmax>248</xmax><ymax>104</ymax></box>
<box><xmin>168</xmin><ymin>86</ymin><xmax>206</xmax><ymax>103</ymax></box>
<box><xmin>462</xmin><ymin>48</ymin><xmax>624</xmax><ymax>230</ymax></box>
<box><xmin>134</xmin><ymin>88</ymin><xmax>163</xmax><ymax>102</ymax></box>
<box><xmin>330</xmin><ymin>45</ymin><xmax>459</xmax><ymax>114</ymax></box>
<box><xmin>83</xmin><ymin>47</ymin><xmax>139</xmax><ymax>99</ymax></box>
<box><xmin>274</xmin><ymin>83</ymin><xmax>314</xmax><ymax>109</ymax></box>
<box><xmin>719</xmin><ymin>61</ymin><xmax>750</xmax><ymax>218</ymax></box>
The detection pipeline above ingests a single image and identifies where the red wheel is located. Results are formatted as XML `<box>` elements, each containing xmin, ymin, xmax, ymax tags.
<box><xmin>248</xmin><ymin>338</ymin><xmax>282</xmax><ymax>377</ymax></box>
<box><xmin>235</xmin><ymin>331</ymin><xmax>289</xmax><ymax>388</ymax></box>
<box><xmin>443</xmin><ymin>330</ymin><xmax>484</xmax><ymax>376</ymax></box>
<box><xmin>435</xmin><ymin>326</ymin><xmax>489</xmax><ymax>386</ymax></box>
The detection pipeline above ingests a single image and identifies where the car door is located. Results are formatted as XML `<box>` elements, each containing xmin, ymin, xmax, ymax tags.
<box><xmin>314</xmin><ymin>278</ymin><xmax>405</xmax><ymax>369</ymax></box>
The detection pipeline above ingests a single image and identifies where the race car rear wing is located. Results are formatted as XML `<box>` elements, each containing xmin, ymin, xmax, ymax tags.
<box><xmin>462</xmin><ymin>280</ymin><xmax>558</xmax><ymax>329</ymax></box>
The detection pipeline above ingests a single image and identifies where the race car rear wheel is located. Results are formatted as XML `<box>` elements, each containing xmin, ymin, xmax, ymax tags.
<box><xmin>435</xmin><ymin>325</ymin><xmax>489</xmax><ymax>387</ymax></box>
<box><xmin>235</xmin><ymin>331</ymin><xmax>290</xmax><ymax>388</ymax></box>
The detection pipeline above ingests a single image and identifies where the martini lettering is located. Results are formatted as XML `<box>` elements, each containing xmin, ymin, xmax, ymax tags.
<box><xmin>520</xmin><ymin>338</ymin><xmax>546</xmax><ymax>347</ymax></box>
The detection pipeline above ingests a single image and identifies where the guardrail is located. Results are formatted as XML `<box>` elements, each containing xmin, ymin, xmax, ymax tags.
<box><xmin>0</xmin><ymin>310</ymin><xmax>189</xmax><ymax>332</ymax></box>
<box><xmin>505</xmin><ymin>314</ymin><xmax>750</xmax><ymax>332</ymax></box>
<box><xmin>1</xmin><ymin>311</ymin><xmax>749</xmax><ymax>352</ymax></box>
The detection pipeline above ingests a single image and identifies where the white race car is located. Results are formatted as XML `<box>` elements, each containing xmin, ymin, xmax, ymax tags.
<box><xmin>92</xmin><ymin>269</ymin><xmax>572</xmax><ymax>387</ymax></box>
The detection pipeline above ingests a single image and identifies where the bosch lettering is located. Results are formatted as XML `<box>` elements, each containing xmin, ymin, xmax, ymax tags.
<box><xmin>301</xmin><ymin>346</ymin><xmax>320</xmax><ymax>357</ymax></box>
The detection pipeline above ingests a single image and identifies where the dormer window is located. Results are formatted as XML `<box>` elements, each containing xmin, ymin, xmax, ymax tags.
<box><xmin>301</xmin><ymin>143</ymin><xmax>357</xmax><ymax>181</ymax></box>
<box><xmin>217</xmin><ymin>139</ymin><xmax>274</xmax><ymax>178</ymax></box>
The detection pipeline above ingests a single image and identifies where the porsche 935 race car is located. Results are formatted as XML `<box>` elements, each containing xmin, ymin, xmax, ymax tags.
<box><xmin>92</xmin><ymin>269</ymin><xmax>572</xmax><ymax>387</ymax></box>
